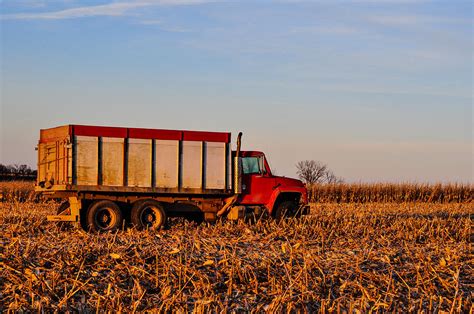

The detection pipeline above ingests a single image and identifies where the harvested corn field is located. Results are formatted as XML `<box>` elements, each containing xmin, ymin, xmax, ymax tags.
<box><xmin>1</xmin><ymin>199</ymin><xmax>472</xmax><ymax>312</ymax></box>
<box><xmin>0</xmin><ymin>181</ymin><xmax>36</xmax><ymax>203</ymax></box>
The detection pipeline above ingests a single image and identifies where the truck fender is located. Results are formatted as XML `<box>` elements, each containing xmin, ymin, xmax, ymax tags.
<box><xmin>265</xmin><ymin>188</ymin><xmax>303</xmax><ymax>216</ymax></box>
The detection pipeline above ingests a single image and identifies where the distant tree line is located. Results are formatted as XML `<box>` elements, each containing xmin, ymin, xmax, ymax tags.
<box><xmin>0</xmin><ymin>163</ymin><xmax>37</xmax><ymax>181</ymax></box>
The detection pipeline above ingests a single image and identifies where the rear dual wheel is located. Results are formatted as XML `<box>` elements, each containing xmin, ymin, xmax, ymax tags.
<box><xmin>131</xmin><ymin>200</ymin><xmax>166</xmax><ymax>231</ymax></box>
<box><xmin>84</xmin><ymin>199</ymin><xmax>166</xmax><ymax>232</ymax></box>
<box><xmin>86</xmin><ymin>200</ymin><xmax>123</xmax><ymax>232</ymax></box>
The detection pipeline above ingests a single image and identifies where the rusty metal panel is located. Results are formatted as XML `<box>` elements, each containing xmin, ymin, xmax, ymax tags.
<box><xmin>75</xmin><ymin>136</ymin><xmax>98</xmax><ymax>185</ymax></box>
<box><xmin>58</xmin><ymin>139</ymin><xmax>72</xmax><ymax>185</ymax></box>
<box><xmin>44</xmin><ymin>142</ymin><xmax>57</xmax><ymax>183</ymax></box>
<box><xmin>39</xmin><ymin>125</ymin><xmax>70</xmax><ymax>143</ymax></box>
<box><xmin>67</xmin><ymin>144</ymin><xmax>72</xmax><ymax>184</ymax></box>
<box><xmin>57</xmin><ymin>141</ymin><xmax>65</xmax><ymax>184</ymax></box>
<box><xmin>128</xmin><ymin>138</ymin><xmax>152</xmax><ymax>187</ymax></box>
<box><xmin>37</xmin><ymin>143</ymin><xmax>48</xmax><ymax>183</ymax></box>
<box><xmin>155</xmin><ymin>140</ymin><xmax>179</xmax><ymax>188</ymax></box>
<box><xmin>204</xmin><ymin>142</ymin><xmax>226</xmax><ymax>189</ymax></box>
<box><xmin>182</xmin><ymin>141</ymin><xmax>202</xmax><ymax>189</ymax></box>
<box><xmin>37</xmin><ymin>138</ymin><xmax>72</xmax><ymax>186</ymax></box>
<box><xmin>102</xmin><ymin>137</ymin><xmax>124</xmax><ymax>186</ymax></box>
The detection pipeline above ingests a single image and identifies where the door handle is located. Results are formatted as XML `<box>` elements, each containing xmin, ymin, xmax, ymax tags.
<box><xmin>272</xmin><ymin>183</ymin><xmax>281</xmax><ymax>190</ymax></box>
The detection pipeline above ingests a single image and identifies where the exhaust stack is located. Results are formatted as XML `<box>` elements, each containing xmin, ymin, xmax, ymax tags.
<box><xmin>217</xmin><ymin>132</ymin><xmax>243</xmax><ymax>217</ymax></box>
<box><xmin>234</xmin><ymin>132</ymin><xmax>243</xmax><ymax>194</ymax></box>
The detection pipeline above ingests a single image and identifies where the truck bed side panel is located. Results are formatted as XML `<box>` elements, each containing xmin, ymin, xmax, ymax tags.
<box><xmin>182</xmin><ymin>141</ymin><xmax>202</xmax><ymax>189</ymax></box>
<box><xmin>205</xmin><ymin>142</ymin><xmax>226</xmax><ymax>189</ymax></box>
<box><xmin>128</xmin><ymin>138</ymin><xmax>152</xmax><ymax>187</ymax></box>
<box><xmin>155</xmin><ymin>140</ymin><xmax>179</xmax><ymax>188</ymax></box>
<box><xmin>102</xmin><ymin>137</ymin><xmax>124</xmax><ymax>186</ymax></box>
<box><xmin>75</xmin><ymin>136</ymin><xmax>98</xmax><ymax>185</ymax></box>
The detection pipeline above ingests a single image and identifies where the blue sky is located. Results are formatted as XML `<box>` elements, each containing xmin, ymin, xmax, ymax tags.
<box><xmin>0</xmin><ymin>0</ymin><xmax>472</xmax><ymax>182</ymax></box>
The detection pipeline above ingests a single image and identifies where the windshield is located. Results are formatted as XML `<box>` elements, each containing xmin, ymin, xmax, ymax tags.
<box><xmin>242</xmin><ymin>157</ymin><xmax>261</xmax><ymax>175</ymax></box>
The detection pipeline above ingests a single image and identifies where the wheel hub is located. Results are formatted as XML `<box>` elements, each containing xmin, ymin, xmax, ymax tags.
<box><xmin>145</xmin><ymin>213</ymin><xmax>154</xmax><ymax>223</ymax></box>
<box><xmin>96</xmin><ymin>209</ymin><xmax>113</xmax><ymax>227</ymax></box>
<box><xmin>100</xmin><ymin>214</ymin><xmax>110</xmax><ymax>223</ymax></box>
<box><xmin>141</xmin><ymin>207</ymin><xmax>159</xmax><ymax>226</ymax></box>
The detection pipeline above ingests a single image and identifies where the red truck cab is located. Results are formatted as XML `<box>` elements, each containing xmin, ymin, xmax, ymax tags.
<box><xmin>238</xmin><ymin>151</ymin><xmax>309</xmax><ymax>218</ymax></box>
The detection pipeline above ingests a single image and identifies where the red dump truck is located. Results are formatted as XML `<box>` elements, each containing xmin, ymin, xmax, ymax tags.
<box><xmin>35</xmin><ymin>125</ymin><xmax>309</xmax><ymax>231</ymax></box>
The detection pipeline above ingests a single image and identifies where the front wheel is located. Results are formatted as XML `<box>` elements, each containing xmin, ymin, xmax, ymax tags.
<box><xmin>86</xmin><ymin>200</ymin><xmax>123</xmax><ymax>232</ymax></box>
<box><xmin>131</xmin><ymin>200</ymin><xmax>166</xmax><ymax>230</ymax></box>
<box><xmin>274</xmin><ymin>201</ymin><xmax>299</xmax><ymax>220</ymax></box>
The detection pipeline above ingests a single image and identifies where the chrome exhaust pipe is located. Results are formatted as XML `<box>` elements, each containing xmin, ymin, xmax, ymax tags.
<box><xmin>234</xmin><ymin>132</ymin><xmax>243</xmax><ymax>194</ymax></box>
<box><xmin>218</xmin><ymin>132</ymin><xmax>243</xmax><ymax>217</ymax></box>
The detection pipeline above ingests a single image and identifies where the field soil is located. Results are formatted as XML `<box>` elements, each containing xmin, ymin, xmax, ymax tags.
<box><xmin>0</xmin><ymin>199</ymin><xmax>472</xmax><ymax>312</ymax></box>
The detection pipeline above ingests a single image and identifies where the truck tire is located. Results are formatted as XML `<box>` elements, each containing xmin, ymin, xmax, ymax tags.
<box><xmin>274</xmin><ymin>201</ymin><xmax>298</xmax><ymax>220</ymax></box>
<box><xmin>131</xmin><ymin>200</ymin><xmax>166</xmax><ymax>230</ymax></box>
<box><xmin>86</xmin><ymin>200</ymin><xmax>123</xmax><ymax>232</ymax></box>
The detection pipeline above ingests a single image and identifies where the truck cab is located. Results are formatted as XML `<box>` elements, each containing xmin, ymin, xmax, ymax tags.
<box><xmin>237</xmin><ymin>151</ymin><xmax>309</xmax><ymax>218</ymax></box>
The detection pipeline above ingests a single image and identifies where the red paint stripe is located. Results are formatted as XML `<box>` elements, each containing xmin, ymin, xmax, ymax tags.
<box><xmin>183</xmin><ymin>131</ymin><xmax>230</xmax><ymax>143</ymax></box>
<box><xmin>73</xmin><ymin>125</ymin><xmax>127</xmax><ymax>138</ymax></box>
<box><xmin>40</xmin><ymin>124</ymin><xmax>231</xmax><ymax>143</ymax></box>
<box><xmin>128</xmin><ymin>128</ymin><xmax>183</xmax><ymax>141</ymax></box>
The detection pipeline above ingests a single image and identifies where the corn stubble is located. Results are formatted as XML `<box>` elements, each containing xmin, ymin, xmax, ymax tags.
<box><xmin>0</xmin><ymin>181</ymin><xmax>37</xmax><ymax>203</ymax></box>
<box><xmin>0</xmin><ymin>191</ymin><xmax>472</xmax><ymax>312</ymax></box>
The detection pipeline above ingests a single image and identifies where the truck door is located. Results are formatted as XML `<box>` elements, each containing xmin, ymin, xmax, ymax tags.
<box><xmin>239</xmin><ymin>156</ymin><xmax>275</xmax><ymax>205</ymax></box>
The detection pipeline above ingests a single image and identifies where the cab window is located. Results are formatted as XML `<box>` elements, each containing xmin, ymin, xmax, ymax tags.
<box><xmin>242</xmin><ymin>157</ymin><xmax>261</xmax><ymax>175</ymax></box>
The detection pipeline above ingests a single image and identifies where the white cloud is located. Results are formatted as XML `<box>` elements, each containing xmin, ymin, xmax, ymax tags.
<box><xmin>1</xmin><ymin>0</ymin><xmax>214</xmax><ymax>20</ymax></box>
<box><xmin>368</xmin><ymin>14</ymin><xmax>472</xmax><ymax>26</ymax></box>
<box><xmin>139</xmin><ymin>19</ymin><xmax>163</xmax><ymax>25</ymax></box>
<box><xmin>6</xmin><ymin>0</ymin><xmax>47</xmax><ymax>8</ymax></box>
<box><xmin>278</xmin><ymin>0</ymin><xmax>428</xmax><ymax>3</ymax></box>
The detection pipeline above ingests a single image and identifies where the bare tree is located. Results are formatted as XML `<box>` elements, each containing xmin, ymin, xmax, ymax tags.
<box><xmin>296</xmin><ymin>160</ymin><xmax>343</xmax><ymax>185</ymax></box>
<box><xmin>324</xmin><ymin>170</ymin><xmax>344</xmax><ymax>184</ymax></box>
<box><xmin>296</xmin><ymin>160</ymin><xmax>328</xmax><ymax>185</ymax></box>
<box><xmin>0</xmin><ymin>164</ymin><xmax>9</xmax><ymax>176</ymax></box>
